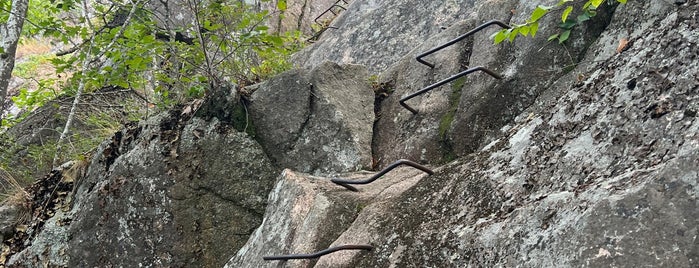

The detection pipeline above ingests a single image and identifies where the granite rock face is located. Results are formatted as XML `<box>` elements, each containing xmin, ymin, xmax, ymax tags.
<box><xmin>250</xmin><ymin>61</ymin><xmax>374</xmax><ymax>175</ymax></box>
<box><xmin>3</xmin><ymin>0</ymin><xmax>698</xmax><ymax>267</ymax></box>
<box><xmin>225</xmin><ymin>166</ymin><xmax>432</xmax><ymax>268</ymax></box>
<box><xmin>292</xmin><ymin>0</ymin><xmax>479</xmax><ymax>73</ymax></box>
<box><xmin>4</xmin><ymin>90</ymin><xmax>278</xmax><ymax>267</ymax></box>
<box><xmin>261</xmin><ymin>0</ymin><xmax>342</xmax><ymax>35</ymax></box>
<box><xmin>372</xmin><ymin>0</ymin><xmax>616</xmax><ymax>168</ymax></box>
<box><xmin>229</xmin><ymin>0</ymin><xmax>699</xmax><ymax>267</ymax></box>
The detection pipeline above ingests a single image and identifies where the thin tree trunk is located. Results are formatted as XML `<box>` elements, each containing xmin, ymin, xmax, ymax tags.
<box><xmin>297</xmin><ymin>0</ymin><xmax>309</xmax><ymax>32</ymax></box>
<box><xmin>0</xmin><ymin>0</ymin><xmax>30</xmax><ymax>120</ymax></box>
<box><xmin>52</xmin><ymin>0</ymin><xmax>144</xmax><ymax>167</ymax></box>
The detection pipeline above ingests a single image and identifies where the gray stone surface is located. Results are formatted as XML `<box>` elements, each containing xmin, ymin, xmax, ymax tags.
<box><xmin>372</xmin><ymin>0</ymin><xmax>616</xmax><ymax>168</ymax></box>
<box><xmin>229</xmin><ymin>0</ymin><xmax>699</xmax><ymax>267</ymax></box>
<box><xmin>5</xmin><ymin>92</ymin><xmax>278</xmax><ymax>267</ymax></box>
<box><xmin>5</xmin><ymin>0</ymin><xmax>698</xmax><ymax>267</ymax></box>
<box><xmin>250</xmin><ymin>61</ymin><xmax>374</xmax><ymax>175</ymax></box>
<box><xmin>0</xmin><ymin>204</ymin><xmax>21</xmax><ymax>241</ymax></box>
<box><xmin>292</xmin><ymin>0</ymin><xmax>479</xmax><ymax>73</ymax></box>
<box><xmin>249</xmin><ymin>69</ymin><xmax>312</xmax><ymax>162</ymax></box>
<box><xmin>225</xmin><ymin>170</ymin><xmax>359</xmax><ymax>268</ymax></box>
<box><xmin>261</xmin><ymin>0</ymin><xmax>341</xmax><ymax>35</ymax></box>
<box><xmin>225</xmin><ymin>167</ymin><xmax>432</xmax><ymax>268</ymax></box>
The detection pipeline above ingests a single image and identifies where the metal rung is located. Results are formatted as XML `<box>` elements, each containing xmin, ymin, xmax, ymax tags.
<box><xmin>416</xmin><ymin>20</ymin><xmax>510</xmax><ymax>68</ymax></box>
<box><xmin>263</xmin><ymin>244</ymin><xmax>373</xmax><ymax>261</ymax></box>
<box><xmin>331</xmin><ymin>159</ymin><xmax>434</xmax><ymax>191</ymax></box>
<box><xmin>399</xmin><ymin>66</ymin><xmax>503</xmax><ymax>114</ymax></box>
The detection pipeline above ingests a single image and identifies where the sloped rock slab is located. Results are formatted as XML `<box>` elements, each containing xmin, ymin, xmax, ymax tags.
<box><xmin>292</xmin><ymin>0</ymin><xmax>479</xmax><ymax>73</ymax></box>
<box><xmin>226</xmin><ymin>166</ymin><xmax>431</xmax><ymax>268</ymax></box>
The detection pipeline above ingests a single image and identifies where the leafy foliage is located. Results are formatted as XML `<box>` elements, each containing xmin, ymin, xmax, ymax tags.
<box><xmin>17</xmin><ymin>0</ymin><xmax>302</xmax><ymax>107</ymax></box>
<box><xmin>492</xmin><ymin>0</ymin><xmax>626</xmax><ymax>44</ymax></box>
<box><xmin>2</xmin><ymin>0</ymin><xmax>304</xmax><ymax>182</ymax></box>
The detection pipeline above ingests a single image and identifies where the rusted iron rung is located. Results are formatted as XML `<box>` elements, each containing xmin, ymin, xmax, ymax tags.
<box><xmin>399</xmin><ymin>66</ymin><xmax>503</xmax><ymax>114</ymax></box>
<box><xmin>331</xmin><ymin>159</ymin><xmax>434</xmax><ymax>191</ymax></box>
<box><xmin>263</xmin><ymin>244</ymin><xmax>373</xmax><ymax>261</ymax></box>
<box><xmin>416</xmin><ymin>20</ymin><xmax>511</xmax><ymax>68</ymax></box>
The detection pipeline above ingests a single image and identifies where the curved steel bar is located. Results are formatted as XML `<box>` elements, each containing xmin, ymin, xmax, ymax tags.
<box><xmin>331</xmin><ymin>159</ymin><xmax>434</xmax><ymax>191</ymax></box>
<box><xmin>416</xmin><ymin>20</ymin><xmax>511</xmax><ymax>68</ymax></box>
<box><xmin>263</xmin><ymin>244</ymin><xmax>373</xmax><ymax>261</ymax></box>
<box><xmin>314</xmin><ymin>1</ymin><xmax>349</xmax><ymax>25</ymax></box>
<box><xmin>399</xmin><ymin>66</ymin><xmax>503</xmax><ymax>114</ymax></box>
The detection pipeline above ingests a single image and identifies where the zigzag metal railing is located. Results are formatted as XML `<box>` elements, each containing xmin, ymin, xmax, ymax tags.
<box><xmin>263</xmin><ymin>244</ymin><xmax>373</xmax><ymax>261</ymax></box>
<box><xmin>314</xmin><ymin>0</ymin><xmax>350</xmax><ymax>25</ymax></box>
<box><xmin>401</xmin><ymin>20</ymin><xmax>511</xmax><ymax>114</ymax></box>
<box><xmin>261</xmin><ymin>20</ymin><xmax>509</xmax><ymax>265</ymax></box>
<box><xmin>307</xmin><ymin>0</ymin><xmax>351</xmax><ymax>42</ymax></box>
<box><xmin>331</xmin><ymin>159</ymin><xmax>434</xmax><ymax>191</ymax></box>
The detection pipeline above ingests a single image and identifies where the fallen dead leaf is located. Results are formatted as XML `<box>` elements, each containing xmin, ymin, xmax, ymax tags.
<box><xmin>617</xmin><ymin>38</ymin><xmax>629</xmax><ymax>53</ymax></box>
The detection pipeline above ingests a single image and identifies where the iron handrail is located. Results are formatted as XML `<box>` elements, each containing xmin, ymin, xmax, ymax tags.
<box><xmin>313</xmin><ymin>0</ymin><xmax>350</xmax><ymax>25</ymax></box>
<box><xmin>416</xmin><ymin>20</ymin><xmax>511</xmax><ymax>68</ymax></box>
<box><xmin>399</xmin><ymin>66</ymin><xmax>503</xmax><ymax>114</ymax></box>
<box><xmin>331</xmin><ymin>159</ymin><xmax>434</xmax><ymax>191</ymax></box>
<box><xmin>263</xmin><ymin>244</ymin><xmax>373</xmax><ymax>261</ymax></box>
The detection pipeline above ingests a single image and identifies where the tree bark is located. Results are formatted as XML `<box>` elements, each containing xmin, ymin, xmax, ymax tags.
<box><xmin>0</xmin><ymin>0</ymin><xmax>30</xmax><ymax>120</ymax></box>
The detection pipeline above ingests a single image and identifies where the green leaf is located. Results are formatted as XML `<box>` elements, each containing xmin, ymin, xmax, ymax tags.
<box><xmin>114</xmin><ymin>79</ymin><xmax>129</xmax><ymax>89</ymax></box>
<box><xmin>268</xmin><ymin>36</ymin><xmax>284</xmax><ymax>46</ymax></box>
<box><xmin>277</xmin><ymin>0</ymin><xmax>287</xmax><ymax>11</ymax></box>
<box><xmin>204</xmin><ymin>21</ymin><xmax>223</xmax><ymax>31</ymax></box>
<box><xmin>519</xmin><ymin>25</ymin><xmax>530</xmax><ymax>36</ymax></box>
<box><xmin>530</xmin><ymin>22</ymin><xmax>539</xmax><ymax>37</ymax></box>
<box><xmin>589</xmin><ymin>0</ymin><xmax>604</xmax><ymax>8</ymax></box>
<box><xmin>557</xmin><ymin>0</ymin><xmax>574</xmax><ymax>6</ymax></box>
<box><xmin>508</xmin><ymin>28</ymin><xmax>519</xmax><ymax>42</ymax></box>
<box><xmin>617</xmin><ymin>0</ymin><xmax>627</xmax><ymax>3</ymax></box>
<box><xmin>126</xmin><ymin>57</ymin><xmax>144</xmax><ymax>70</ymax></box>
<box><xmin>562</xmin><ymin>6</ymin><xmax>573</xmax><ymax>22</ymax></box>
<box><xmin>577</xmin><ymin>13</ymin><xmax>591</xmax><ymax>23</ymax></box>
<box><xmin>559</xmin><ymin>30</ymin><xmax>571</xmax><ymax>44</ymax></box>
<box><xmin>530</xmin><ymin>6</ymin><xmax>549</xmax><ymax>22</ymax></box>
<box><xmin>585</xmin><ymin>9</ymin><xmax>597</xmax><ymax>17</ymax></box>
<box><xmin>560</xmin><ymin>20</ymin><xmax>577</xmax><ymax>30</ymax></box>
<box><xmin>548</xmin><ymin>33</ymin><xmax>559</xmax><ymax>42</ymax></box>
<box><xmin>142</xmin><ymin>35</ymin><xmax>155</xmax><ymax>44</ymax></box>
<box><xmin>492</xmin><ymin>29</ymin><xmax>508</xmax><ymax>44</ymax></box>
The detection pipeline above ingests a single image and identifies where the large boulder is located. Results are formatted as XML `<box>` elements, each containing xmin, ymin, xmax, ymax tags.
<box><xmin>250</xmin><ymin>61</ymin><xmax>374</xmax><ymax>175</ymax></box>
<box><xmin>3</xmin><ymin>89</ymin><xmax>278</xmax><ymax>267</ymax></box>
